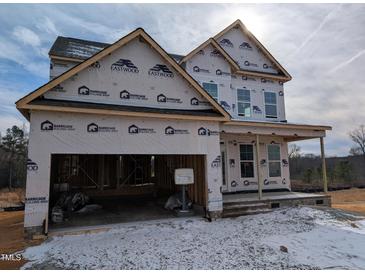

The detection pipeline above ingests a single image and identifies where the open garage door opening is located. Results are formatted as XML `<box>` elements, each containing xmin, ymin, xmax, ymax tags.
<box><xmin>48</xmin><ymin>154</ymin><xmax>207</xmax><ymax>230</ymax></box>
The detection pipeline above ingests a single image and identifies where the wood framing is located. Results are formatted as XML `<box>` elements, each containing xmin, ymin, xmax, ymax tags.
<box><xmin>27</xmin><ymin>105</ymin><xmax>229</xmax><ymax>122</ymax></box>
<box><xmin>224</xmin><ymin>120</ymin><xmax>332</xmax><ymax>131</ymax></box>
<box><xmin>16</xmin><ymin>28</ymin><xmax>231</xmax><ymax>121</ymax></box>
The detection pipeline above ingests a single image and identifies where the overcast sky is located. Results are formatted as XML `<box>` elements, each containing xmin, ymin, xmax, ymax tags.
<box><xmin>0</xmin><ymin>3</ymin><xmax>364</xmax><ymax>156</ymax></box>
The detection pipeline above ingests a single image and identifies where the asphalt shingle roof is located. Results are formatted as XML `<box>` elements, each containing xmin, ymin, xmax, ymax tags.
<box><xmin>49</xmin><ymin>36</ymin><xmax>185</xmax><ymax>62</ymax></box>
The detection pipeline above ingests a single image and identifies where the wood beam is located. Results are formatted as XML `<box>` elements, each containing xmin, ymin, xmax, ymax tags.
<box><xmin>320</xmin><ymin>137</ymin><xmax>328</xmax><ymax>193</ymax></box>
<box><xmin>255</xmin><ymin>135</ymin><xmax>262</xmax><ymax>200</ymax></box>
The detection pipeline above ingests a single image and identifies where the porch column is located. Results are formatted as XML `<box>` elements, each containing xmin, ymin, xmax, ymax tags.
<box><xmin>255</xmin><ymin>135</ymin><xmax>262</xmax><ymax>200</ymax></box>
<box><xmin>320</xmin><ymin>137</ymin><xmax>328</xmax><ymax>193</ymax></box>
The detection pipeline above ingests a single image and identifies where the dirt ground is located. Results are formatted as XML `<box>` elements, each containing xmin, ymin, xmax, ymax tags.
<box><xmin>329</xmin><ymin>188</ymin><xmax>365</xmax><ymax>215</ymax></box>
<box><xmin>0</xmin><ymin>188</ymin><xmax>24</xmax><ymax>208</ymax></box>
<box><xmin>0</xmin><ymin>187</ymin><xmax>365</xmax><ymax>270</ymax></box>
<box><xmin>0</xmin><ymin>211</ymin><xmax>42</xmax><ymax>270</ymax></box>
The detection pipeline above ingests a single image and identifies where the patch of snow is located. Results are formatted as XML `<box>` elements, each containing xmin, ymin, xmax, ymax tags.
<box><xmin>21</xmin><ymin>206</ymin><xmax>365</xmax><ymax>270</ymax></box>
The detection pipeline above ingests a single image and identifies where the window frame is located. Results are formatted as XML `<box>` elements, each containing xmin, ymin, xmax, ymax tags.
<box><xmin>264</xmin><ymin>91</ymin><xmax>278</xmax><ymax>119</ymax></box>
<box><xmin>267</xmin><ymin>143</ymin><xmax>282</xmax><ymax>178</ymax></box>
<box><xmin>239</xmin><ymin>143</ymin><xmax>256</xmax><ymax>179</ymax></box>
<box><xmin>237</xmin><ymin>89</ymin><xmax>251</xmax><ymax>117</ymax></box>
<box><xmin>202</xmin><ymin>82</ymin><xmax>219</xmax><ymax>101</ymax></box>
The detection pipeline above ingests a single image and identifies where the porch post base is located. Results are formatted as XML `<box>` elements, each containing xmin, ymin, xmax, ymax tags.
<box><xmin>207</xmin><ymin>210</ymin><xmax>222</xmax><ymax>220</ymax></box>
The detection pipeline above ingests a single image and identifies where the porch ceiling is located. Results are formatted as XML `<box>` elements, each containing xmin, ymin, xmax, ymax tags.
<box><xmin>220</xmin><ymin>120</ymin><xmax>332</xmax><ymax>141</ymax></box>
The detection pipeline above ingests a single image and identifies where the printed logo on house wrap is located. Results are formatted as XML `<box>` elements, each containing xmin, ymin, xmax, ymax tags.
<box><xmin>197</xmin><ymin>49</ymin><xmax>205</xmax><ymax>55</ymax></box>
<box><xmin>78</xmin><ymin>85</ymin><xmax>109</xmax><ymax>97</ymax></box>
<box><xmin>87</xmin><ymin>123</ymin><xmax>117</xmax><ymax>133</ymax></box>
<box><xmin>242</xmin><ymin>76</ymin><xmax>257</xmax><ymax>81</ymax></box>
<box><xmin>128</xmin><ymin>124</ymin><xmax>156</xmax><ymax>134</ymax></box>
<box><xmin>50</xmin><ymin>84</ymin><xmax>66</xmax><ymax>93</ymax></box>
<box><xmin>111</xmin><ymin>59</ymin><xmax>139</xmax><ymax>73</ymax></box>
<box><xmin>164</xmin><ymin>126</ymin><xmax>189</xmax><ymax>135</ymax></box>
<box><xmin>197</xmin><ymin>127</ymin><xmax>219</xmax><ymax>136</ymax></box>
<box><xmin>239</xmin><ymin>42</ymin><xmax>252</xmax><ymax>50</ymax></box>
<box><xmin>88</xmin><ymin>61</ymin><xmax>101</xmax><ymax>70</ymax></box>
<box><xmin>190</xmin><ymin>97</ymin><xmax>210</xmax><ymax>106</ymax></box>
<box><xmin>27</xmin><ymin>159</ymin><xmax>38</xmax><ymax>171</ymax></box>
<box><xmin>193</xmin><ymin>66</ymin><xmax>209</xmax><ymax>73</ymax></box>
<box><xmin>244</xmin><ymin>61</ymin><xmax>258</xmax><ymax>67</ymax></box>
<box><xmin>157</xmin><ymin>93</ymin><xmax>182</xmax><ymax>104</ymax></box>
<box><xmin>216</xmin><ymin>69</ymin><xmax>230</xmax><ymax>76</ymax></box>
<box><xmin>261</xmin><ymin>78</ymin><xmax>274</xmax><ymax>84</ymax></box>
<box><xmin>211</xmin><ymin>156</ymin><xmax>221</xmax><ymax>168</ymax></box>
<box><xmin>148</xmin><ymin>64</ymin><xmax>174</xmax><ymax>78</ymax></box>
<box><xmin>263</xmin><ymin>63</ymin><xmax>275</xmax><ymax>70</ymax></box>
<box><xmin>120</xmin><ymin>90</ymin><xmax>147</xmax><ymax>101</ymax></box>
<box><xmin>253</xmin><ymin>106</ymin><xmax>262</xmax><ymax>114</ymax></box>
<box><xmin>25</xmin><ymin>197</ymin><xmax>48</xmax><ymax>204</ymax></box>
<box><xmin>40</xmin><ymin>120</ymin><xmax>74</xmax><ymax>131</ymax></box>
<box><xmin>210</xmin><ymin>49</ymin><xmax>223</xmax><ymax>58</ymax></box>
<box><xmin>219</xmin><ymin>38</ymin><xmax>234</xmax><ymax>48</ymax></box>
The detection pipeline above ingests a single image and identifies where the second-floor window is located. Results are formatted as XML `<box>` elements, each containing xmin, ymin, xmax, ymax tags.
<box><xmin>237</xmin><ymin>89</ymin><xmax>251</xmax><ymax>117</ymax></box>
<box><xmin>264</xmin><ymin>92</ymin><xmax>277</xmax><ymax>118</ymax></box>
<box><xmin>202</xmin><ymin>82</ymin><xmax>218</xmax><ymax>101</ymax></box>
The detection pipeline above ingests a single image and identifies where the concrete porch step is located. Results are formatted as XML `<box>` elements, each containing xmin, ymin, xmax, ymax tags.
<box><xmin>222</xmin><ymin>202</ymin><xmax>271</xmax><ymax>218</ymax></box>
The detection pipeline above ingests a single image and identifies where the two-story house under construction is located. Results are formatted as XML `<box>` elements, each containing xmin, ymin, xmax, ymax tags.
<box><xmin>16</xmin><ymin>20</ymin><xmax>332</xmax><ymax>237</ymax></box>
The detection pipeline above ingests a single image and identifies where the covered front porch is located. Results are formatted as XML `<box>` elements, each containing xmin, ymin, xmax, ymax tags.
<box><xmin>219</xmin><ymin>120</ymin><xmax>332</xmax><ymax>215</ymax></box>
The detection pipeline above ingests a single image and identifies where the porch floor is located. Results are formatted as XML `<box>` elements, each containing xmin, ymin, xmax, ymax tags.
<box><xmin>223</xmin><ymin>191</ymin><xmax>329</xmax><ymax>204</ymax></box>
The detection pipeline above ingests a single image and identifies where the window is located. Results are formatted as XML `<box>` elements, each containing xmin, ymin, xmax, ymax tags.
<box><xmin>237</xmin><ymin>89</ymin><xmax>251</xmax><ymax>117</ymax></box>
<box><xmin>264</xmin><ymin>92</ymin><xmax>277</xmax><ymax>118</ymax></box>
<box><xmin>240</xmin><ymin>144</ymin><xmax>254</xmax><ymax>178</ymax></box>
<box><xmin>202</xmin><ymin>82</ymin><xmax>218</xmax><ymax>101</ymax></box>
<box><xmin>268</xmin><ymin>144</ymin><xmax>281</xmax><ymax>177</ymax></box>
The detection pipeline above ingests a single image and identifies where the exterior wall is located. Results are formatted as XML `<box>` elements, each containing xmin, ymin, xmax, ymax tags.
<box><xmin>25</xmin><ymin>110</ymin><xmax>222</xmax><ymax>230</ymax></box>
<box><xmin>50</xmin><ymin>59</ymin><xmax>79</xmax><ymax>80</ymax></box>
<box><xmin>217</xmin><ymin>26</ymin><xmax>279</xmax><ymax>74</ymax></box>
<box><xmin>185</xmin><ymin>44</ymin><xmax>286</xmax><ymax>122</ymax></box>
<box><xmin>220</xmin><ymin>133</ymin><xmax>290</xmax><ymax>192</ymax></box>
<box><xmin>45</xmin><ymin>38</ymin><xmax>213</xmax><ymax>111</ymax></box>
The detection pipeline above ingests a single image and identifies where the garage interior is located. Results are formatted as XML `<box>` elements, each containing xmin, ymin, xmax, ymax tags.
<box><xmin>49</xmin><ymin>154</ymin><xmax>207</xmax><ymax>230</ymax></box>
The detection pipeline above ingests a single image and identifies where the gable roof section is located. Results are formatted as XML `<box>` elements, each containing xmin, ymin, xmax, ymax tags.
<box><xmin>16</xmin><ymin>28</ymin><xmax>230</xmax><ymax>121</ymax></box>
<box><xmin>180</xmin><ymin>19</ymin><xmax>292</xmax><ymax>82</ymax></box>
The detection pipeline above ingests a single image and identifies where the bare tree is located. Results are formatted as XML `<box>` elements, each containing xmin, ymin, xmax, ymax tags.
<box><xmin>288</xmin><ymin>144</ymin><xmax>301</xmax><ymax>159</ymax></box>
<box><xmin>349</xmin><ymin>125</ymin><xmax>365</xmax><ymax>159</ymax></box>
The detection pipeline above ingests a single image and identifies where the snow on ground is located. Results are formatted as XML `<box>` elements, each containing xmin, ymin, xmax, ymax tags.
<box><xmin>22</xmin><ymin>206</ymin><xmax>365</xmax><ymax>270</ymax></box>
